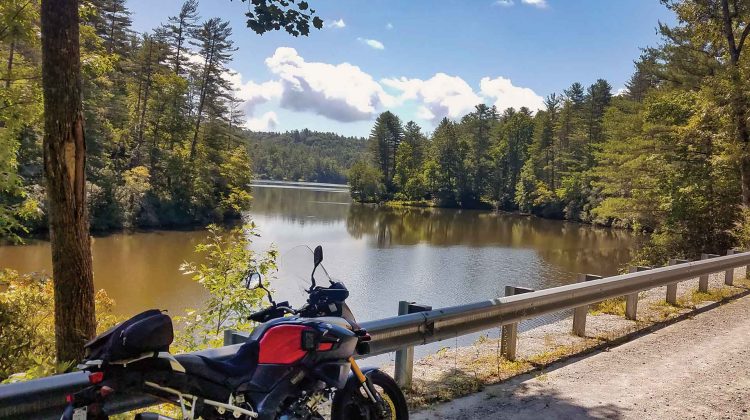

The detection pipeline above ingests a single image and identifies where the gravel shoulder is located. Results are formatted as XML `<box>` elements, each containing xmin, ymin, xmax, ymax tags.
<box><xmin>410</xmin><ymin>275</ymin><xmax>750</xmax><ymax>419</ymax></box>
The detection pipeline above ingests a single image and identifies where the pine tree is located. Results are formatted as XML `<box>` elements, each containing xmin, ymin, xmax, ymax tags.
<box><xmin>460</xmin><ymin>104</ymin><xmax>498</xmax><ymax>205</ymax></box>
<box><xmin>189</xmin><ymin>17</ymin><xmax>235</xmax><ymax>160</ymax></box>
<box><xmin>163</xmin><ymin>0</ymin><xmax>200</xmax><ymax>76</ymax></box>
<box><xmin>367</xmin><ymin>111</ymin><xmax>403</xmax><ymax>191</ymax></box>
<box><xmin>99</xmin><ymin>0</ymin><xmax>133</xmax><ymax>55</ymax></box>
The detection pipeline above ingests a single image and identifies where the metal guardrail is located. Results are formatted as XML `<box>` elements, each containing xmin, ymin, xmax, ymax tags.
<box><xmin>2</xmin><ymin>250</ymin><xmax>749</xmax><ymax>419</ymax></box>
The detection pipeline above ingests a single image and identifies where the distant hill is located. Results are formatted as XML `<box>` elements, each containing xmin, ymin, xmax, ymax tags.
<box><xmin>242</xmin><ymin>129</ymin><xmax>367</xmax><ymax>184</ymax></box>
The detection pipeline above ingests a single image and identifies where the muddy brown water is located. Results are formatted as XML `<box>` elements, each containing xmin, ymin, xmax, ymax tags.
<box><xmin>0</xmin><ymin>183</ymin><xmax>637</xmax><ymax>357</ymax></box>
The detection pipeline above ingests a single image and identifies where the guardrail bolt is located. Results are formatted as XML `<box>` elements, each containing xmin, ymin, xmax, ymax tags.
<box><xmin>572</xmin><ymin>274</ymin><xmax>603</xmax><ymax>337</ymax></box>
<box><xmin>725</xmin><ymin>249</ymin><xmax>736</xmax><ymax>286</ymax></box>
<box><xmin>626</xmin><ymin>266</ymin><xmax>651</xmax><ymax>320</ymax></box>
<box><xmin>699</xmin><ymin>254</ymin><xmax>720</xmax><ymax>292</ymax></box>
<box><xmin>394</xmin><ymin>300</ymin><xmax>431</xmax><ymax>389</ymax></box>
<box><xmin>501</xmin><ymin>286</ymin><xmax>534</xmax><ymax>361</ymax></box>
<box><xmin>667</xmin><ymin>259</ymin><xmax>689</xmax><ymax>305</ymax></box>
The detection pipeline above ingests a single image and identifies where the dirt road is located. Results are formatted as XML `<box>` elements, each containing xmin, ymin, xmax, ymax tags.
<box><xmin>412</xmin><ymin>294</ymin><xmax>750</xmax><ymax>420</ymax></box>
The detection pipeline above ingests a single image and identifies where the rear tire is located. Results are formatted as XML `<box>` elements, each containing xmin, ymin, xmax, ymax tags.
<box><xmin>331</xmin><ymin>369</ymin><xmax>408</xmax><ymax>420</ymax></box>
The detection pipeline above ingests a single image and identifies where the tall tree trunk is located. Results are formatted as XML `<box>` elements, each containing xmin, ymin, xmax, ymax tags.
<box><xmin>5</xmin><ymin>39</ymin><xmax>14</xmax><ymax>89</ymax></box>
<box><xmin>40</xmin><ymin>0</ymin><xmax>96</xmax><ymax>364</ymax></box>
<box><xmin>190</xmin><ymin>40</ymin><xmax>214</xmax><ymax>161</ymax></box>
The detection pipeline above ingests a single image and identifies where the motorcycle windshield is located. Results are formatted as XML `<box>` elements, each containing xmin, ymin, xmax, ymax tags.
<box><xmin>276</xmin><ymin>245</ymin><xmax>332</xmax><ymax>310</ymax></box>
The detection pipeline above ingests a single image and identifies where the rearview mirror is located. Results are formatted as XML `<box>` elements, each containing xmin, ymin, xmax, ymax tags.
<box><xmin>245</xmin><ymin>272</ymin><xmax>262</xmax><ymax>289</ymax></box>
<box><xmin>314</xmin><ymin>245</ymin><xmax>323</xmax><ymax>268</ymax></box>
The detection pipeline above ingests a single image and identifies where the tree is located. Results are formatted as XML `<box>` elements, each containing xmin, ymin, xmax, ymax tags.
<box><xmin>368</xmin><ymin>111</ymin><xmax>403</xmax><ymax>191</ymax></box>
<box><xmin>189</xmin><ymin>17</ymin><xmax>235</xmax><ymax>160</ymax></box>
<box><xmin>460</xmin><ymin>104</ymin><xmax>498</xmax><ymax>205</ymax></box>
<box><xmin>163</xmin><ymin>0</ymin><xmax>200</xmax><ymax>76</ymax></box>
<box><xmin>40</xmin><ymin>0</ymin><xmax>96</xmax><ymax>363</ymax></box>
<box><xmin>348</xmin><ymin>160</ymin><xmax>384</xmax><ymax>203</ymax></box>
<box><xmin>97</xmin><ymin>0</ymin><xmax>133</xmax><ymax>55</ymax></box>
<box><xmin>428</xmin><ymin>118</ymin><xmax>464</xmax><ymax>206</ymax></box>
<box><xmin>656</xmin><ymin>0</ymin><xmax>750</xmax><ymax>205</ymax></box>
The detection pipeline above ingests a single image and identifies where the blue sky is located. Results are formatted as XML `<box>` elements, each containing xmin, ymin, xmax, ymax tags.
<box><xmin>127</xmin><ymin>0</ymin><xmax>674</xmax><ymax>137</ymax></box>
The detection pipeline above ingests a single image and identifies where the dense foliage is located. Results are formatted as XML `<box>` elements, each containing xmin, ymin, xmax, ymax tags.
<box><xmin>352</xmin><ymin>0</ymin><xmax>750</xmax><ymax>264</ymax></box>
<box><xmin>0</xmin><ymin>0</ymin><xmax>256</xmax><ymax>235</ymax></box>
<box><xmin>0</xmin><ymin>269</ymin><xmax>118</xmax><ymax>382</ymax></box>
<box><xmin>247</xmin><ymin>129</ymin><xmax>366</xmax><ymax>184</ymax></box>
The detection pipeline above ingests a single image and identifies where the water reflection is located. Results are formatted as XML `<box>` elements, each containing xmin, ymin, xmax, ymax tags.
<box><xmin>345</xmin><ymin>205</ymin><xmax>634</xmax><ymax>283</ymax></box>
<box><xmin>0</xmin><ymin>185</ymin><xmax>636</xmax><ymax>326</ymax></box>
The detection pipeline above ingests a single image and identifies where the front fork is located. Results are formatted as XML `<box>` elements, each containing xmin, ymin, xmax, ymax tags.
<box><xmin>348</xmin><ymin>357</ymin><xmax>388</xmax><ymax>417</ymax></box>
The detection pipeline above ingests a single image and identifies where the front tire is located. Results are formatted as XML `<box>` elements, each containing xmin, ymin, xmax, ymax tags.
<box><xmin>331</xmin><ymin>369</ymin><xmax>408</xmax><ymax>420</ymax></box>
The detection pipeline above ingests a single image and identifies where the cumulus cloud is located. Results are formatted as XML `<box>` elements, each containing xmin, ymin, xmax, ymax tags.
<box><xmin>265</xmin><ymin>47</ymin><xmax>395</xmax><ymax>122</ymax></box>
<box><xmin>522</xmin><ymin>0</ymin><xmax>547</xmax><ymax>8</ymax></box>
<box><xmin>244</xmin><ymin>111</ymin><xmax>279</xmax><ymax>131</ymax></box>
<box><xmin>226</xmin><ymin>72</ymin><xmax>282</xmax><ymax>115</ymax></box>
<box><xmin>327</xmin><ymin>18</ymin><xmax>346</xmax><ymax>29</ymax></box>
<box><xmin>383</xmin><ymin>73</ymin><xmax>483</xmax><ymax>123</ymax></box>
<box><xmin>223</xmin><ymin>48</ymin><xmax>543</xmax><ymax>129</ymax></box>
<box><xmin>493</xmin><ymin>0</ymin><xmax>514</xmax><ymax>6</ymax></box>
<box><xmin>479</xmin><ymin>76</ymin><xmax>544</xmax><ymax>111</ymax></box>
<box><xmin>357</xmin><ymin>37</ymin><xmax>385</xmax><ymax>50</ymax></box>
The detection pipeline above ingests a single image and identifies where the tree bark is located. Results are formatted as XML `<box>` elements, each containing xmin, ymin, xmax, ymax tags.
<box><xmin>5</xmin><ymin>39</ymin><xmax>14</xmax><ymax>89</ymax></box>
<box><xmin>40</xmin><ymin>0</ymin><xmax>96</xmax><ymax>364</ymax></box>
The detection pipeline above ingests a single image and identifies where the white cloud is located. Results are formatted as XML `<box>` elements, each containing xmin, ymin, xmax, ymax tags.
<box><xmin>522</xmin><ymin>0</ymin><xmax>547</xmax><ymax>8</ymax></box>
<box><xmin>244</xmin><ymin>111</ymin><xmax>279</xmax><ymax>131</ymax></box>
<box><xmin>480</xmin><ymin>76</ymin><xmax>544</xmax><ymax>111</ymax></box>
<box><xmin>386</xmin><ymin>22</ymin><xmax>394</xmax><ymax>30</ymax></box>
<box><xmin>493</xmin><ymin>0</ymin><xmax>514</xmax><ymax>6</ymax></box>
<box><xmin>226</xmin><ymin>72</ymin><xmax>282</xmax><ymax>115</ymax></box>
<box><xmin>357</xmin><ymin>37</ymin><xmax>385</xmax><ymax>50</ymax></box>
<box><xmin>615</xmin><ymin>87</ymin><xmax>628</xmax><ymax>96</ymax></box>
<box><xmin>265</xmin><ymin>47</ymin><xmax>395</xmax><ymax>122</ymax></box>
<box><xmin>327</xmin><ymin>18</ymin><xmax>346</xmax><ymax>29</ymax></box>
<box><xmin>383</xmin><ymin>73</ymin><xmax>483</xmax><ymax>123</ymax></box>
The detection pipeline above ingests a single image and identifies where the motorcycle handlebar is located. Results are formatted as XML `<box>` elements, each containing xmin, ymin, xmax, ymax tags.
<box><xmin>248</xmin><ymin>303</ymin><xmax>295</xmax><ymax>322</ymax></box>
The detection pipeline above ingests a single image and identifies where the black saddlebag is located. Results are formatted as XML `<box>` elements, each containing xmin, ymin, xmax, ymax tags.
<box><xmin>84</xmin><ymin>309</ymin><xmax>174</xmax><ymax>362</ymax></box>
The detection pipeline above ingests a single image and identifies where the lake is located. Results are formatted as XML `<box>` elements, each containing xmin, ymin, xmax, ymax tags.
<box><xmin>0</xmin><ymin>183</ymin><xmax>636</xmax><ymax>357</ymax></box>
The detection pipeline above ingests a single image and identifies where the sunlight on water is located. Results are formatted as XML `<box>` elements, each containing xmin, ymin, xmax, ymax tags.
<box><xmin>0</xmin><ymin>183</ymin><xmax>636</xmax><ymax>358</ymax></box>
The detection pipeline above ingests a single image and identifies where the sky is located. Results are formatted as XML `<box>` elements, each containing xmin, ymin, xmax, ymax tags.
<box><xmin>127</xmin><ymin>0</ymin><xmax>675</xmax><ymax>137</ymax></box>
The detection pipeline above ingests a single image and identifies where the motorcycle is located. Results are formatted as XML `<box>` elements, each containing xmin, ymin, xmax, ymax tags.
<box><xmin>61</xmin><ymin>245</ymin><xmax>408</xmax><ymax>420</ymax></box>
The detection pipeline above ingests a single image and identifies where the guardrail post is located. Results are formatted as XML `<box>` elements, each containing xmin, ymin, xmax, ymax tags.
<box><xmin>501</xmin><ymin>286</ymin><xmax>534</xmax><ymax>361</ymax></box>
<box><xmin>626</xmin><ymin>266</ymin><xmax>651</xmax><ymax>320</ymax></box>
<box><xmin>572</xmin><ymin>274</ymin><xmax>603</xmax><ymax>337</ymax></box>
<box><xmin>667</xmin><ymin>259</ymin><xmax>689</xmax><ymax>305</ymax></box>
<box><xmin>394</xmin><ymin>301</ymin><xmax>431</xmax><ymax>389</ymax></box>
<box><xmin>725</xmin><ymin>249</ymin><xmax>736</xmax><ymax>286</ymax></box>
<box><xmin>699</xmin><ymin>254</ymin><xmax>720</xmax><ymax>292</ymax></box>
<box><xmin>223</xmin><ymin>329</ymin><xmax>249</xmax><ymax>345</ymax></box>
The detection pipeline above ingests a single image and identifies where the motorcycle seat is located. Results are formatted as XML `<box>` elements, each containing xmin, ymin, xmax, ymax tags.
<box><xmin>174</xmin><ymin>340</ymin><xmax>259</xmax><ymax>386</ymax></box>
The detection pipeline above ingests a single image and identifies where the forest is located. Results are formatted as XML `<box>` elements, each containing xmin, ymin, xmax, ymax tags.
<box><xmin>247</xmin><ymin>129</ymin><xmax>366</xmax><ymax>184</ymax></box>
<box><xmin>351</xmin><ymin>1</ymin><xmax>750</xmax><ymax>264</ymax></box>
<box><xmin>0</xmin><ymin>0</ymin><xmax>256</xmax><ymax>235</ymax></box>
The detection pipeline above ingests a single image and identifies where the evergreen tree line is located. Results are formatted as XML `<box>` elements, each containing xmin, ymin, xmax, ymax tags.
<box><xmin>1</xmin><ymin>0</ymin><xmax>253</xmax><ymax>234</ymax></box>
<box><xmin>247</xmin><ymin>129</ymin><xmax>367</xmax><ymax>184</ymax></box>
<box><xmin>353</xmin><ymin>0</ymin><xmax>750</xmax><ymax>264</ymax></box>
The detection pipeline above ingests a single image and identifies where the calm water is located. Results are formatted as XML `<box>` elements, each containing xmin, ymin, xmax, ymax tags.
<box><xmin>0</xmin><ymin>184</ymin><xmax>636</xmax><ymax>356</ymax></box>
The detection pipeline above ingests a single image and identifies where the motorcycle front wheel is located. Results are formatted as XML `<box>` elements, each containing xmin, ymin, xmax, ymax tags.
<box><xmin>330</xmin><ymin>369</ymin><xmax>408</xmax><ymax>420</ymax></box>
